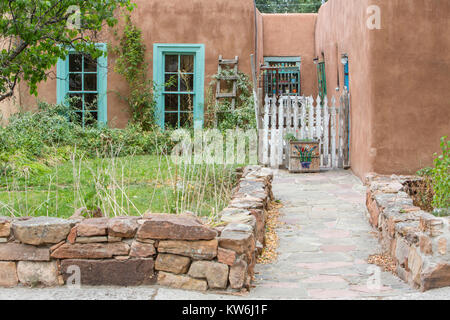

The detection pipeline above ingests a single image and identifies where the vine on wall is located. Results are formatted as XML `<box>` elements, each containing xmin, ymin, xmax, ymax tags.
<box><xmin>112</xmin><ymin>14</ymin><xmax>155</xmax><ymax>130</ymax></box>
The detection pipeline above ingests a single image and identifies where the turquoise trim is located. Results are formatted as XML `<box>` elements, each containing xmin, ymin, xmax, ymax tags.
<box><xmin>264</xmin><ymin>56</ymin><xmax>301</xmax><ymax>63</ymax></box>
<box><xmin>56</xmin><ymin>43</ymin><xmax>108</xmax><ymax>126</ymax></box>
<box><xmin>153</xmin><ymin>43</ymin><xmax>205</xmax><ymax>129</ymax></box>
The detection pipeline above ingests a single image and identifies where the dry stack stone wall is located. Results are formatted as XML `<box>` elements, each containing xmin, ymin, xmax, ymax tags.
<box><xmin>0</xmin><ymin>165</ymin><xmax>273</xmax><ymax>292</ymax></box>
<box><xmin>365</xmin><ymin>173</ymin><xmax>450</xmax><ymax>291</ymax></box>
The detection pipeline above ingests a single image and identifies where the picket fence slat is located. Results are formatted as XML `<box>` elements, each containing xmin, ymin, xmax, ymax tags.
<box><xmin>259</xmin><ymin>93</ymin><xmax>349</xmax><ymax>170</ymax></box>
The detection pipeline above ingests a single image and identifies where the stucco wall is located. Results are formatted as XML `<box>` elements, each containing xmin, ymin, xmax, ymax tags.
<box><xmin>316</xmin><ymin>0</ymin><xmax>450</xmax><ymax>179</ymax></box>
<box><xmin>262</xmin><ymin>14</ymin><xmax>318</xmax><ymax>97</ymax></box>
<box><xmin>4</xmin><ymin>0</ymin><xmax>258</xmax><ymax>128</ymax></box>
<box><xmin>370</xmin><ymin>0</ymin><xmax>450</xmax><ymax>175</ymax></box>
<box><xmin>315</xmin><ymin>0</ymin><xmax>376</xmax><ymax>179</ymax></box>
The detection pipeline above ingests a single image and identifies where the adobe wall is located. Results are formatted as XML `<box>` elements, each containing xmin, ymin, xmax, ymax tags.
<box><xmin>316</xmin><ymin>0</ymin><xmax>450</xmax><ymax>179</ymax></box>
<box><xmin>369</xmin><ymin>0</ymin><xmax>450</xmax><ymax>176</ymax></box>
<box><xmin>4</xmin><ymin>0</ymin><xmax>258</xmax><ymax>128</ymax></box>
<box><xmin>315</xmin><ymin>0</ymin><xmax>376</xmax><ymax>179</ymax></box>
<box><xmin>262</xmin><ymin>14</ymin><xmax>318</xmax><ymax>97</ymax></box>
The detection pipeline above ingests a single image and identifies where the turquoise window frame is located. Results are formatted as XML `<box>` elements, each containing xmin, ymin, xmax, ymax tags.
<box><xmin>153</xmin><ymin>43</ymin><xmax>205</xmax><ymax>129</ymax></box>
<box><xmin>56</xmin><ymin>43</ymin><xmax>108</xmax><ymax>126</ymax></box>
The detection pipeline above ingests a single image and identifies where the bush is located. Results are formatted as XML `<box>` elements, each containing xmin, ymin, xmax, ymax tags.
<box><xmin>431</xmin><ymin>136</ymin><xmax>450</xmax><ymax>211</ymax></box>
<box><xmin>417</xmin><ymin>136</ymin><xmax>450</xmax><ymax>215</ymax></box>
<box><xmin>0</xmin><ymin>102</ymin><xmax>175</xmax><ymax>177</ymax></box>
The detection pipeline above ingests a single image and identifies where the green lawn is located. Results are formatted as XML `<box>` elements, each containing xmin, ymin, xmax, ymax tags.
<box><xmin>0</xmin><ymin>155</ymin><xmax>239</xmax><ymax>219</ymax></box>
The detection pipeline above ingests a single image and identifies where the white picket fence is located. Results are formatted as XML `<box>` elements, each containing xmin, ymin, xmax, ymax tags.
<box><xmin>259</xmin><ymin>94</ymin><xmax>349</xmax><ymax>169</ymax></box>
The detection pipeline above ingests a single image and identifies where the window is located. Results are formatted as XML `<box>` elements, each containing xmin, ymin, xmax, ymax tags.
<box><xmin>262</xmin><ymin>57</ymin><xmax>301</xmax><ymax>97</ymax></box>
<box><xmin>153</xmin><ymin>44</ymin><xmax>205</xmax><ymax>129</ymax></box>
<box><xmin>57</xmin><ymin>43</ymin><xmax>107</xmax><ymax>127</ymax></box>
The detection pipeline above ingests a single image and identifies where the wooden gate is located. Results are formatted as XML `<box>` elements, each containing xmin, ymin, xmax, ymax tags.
<box><xmin>259</xmin><ymin>90</ymin><xmax>350</xmax><ymax>169</ymax></box>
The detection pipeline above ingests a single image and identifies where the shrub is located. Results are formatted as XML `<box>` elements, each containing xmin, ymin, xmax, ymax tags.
<box><xmin>0</xmin><ymin>102</ymin><xmax>175</xmax><ymax>177</ymax></box>
<box><xmin>431</xmin><ymin>136</ymin><xmax>450</xmax><ymax>211</ymax></box>
<box><xmin>417</xmin><ymin>136</ymin><xmax>450</xmax><ymax>215</ymax></box>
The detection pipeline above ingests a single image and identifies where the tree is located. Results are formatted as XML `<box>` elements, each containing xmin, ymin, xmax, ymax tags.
<box><xmin>256</xmin><ymin>0</ymin><xmax>323</xmax><ymax>13</ymax></box>
<box><xmin>0</xmin><ymin>0</ymin><xmax>134</xmax><ymax>102</ymax></box>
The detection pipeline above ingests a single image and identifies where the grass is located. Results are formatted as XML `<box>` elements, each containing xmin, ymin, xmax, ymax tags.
<box><xmin>0</xmin><ymin>153</ymin><xmax>240</xmax><ymax>220</ymax></box>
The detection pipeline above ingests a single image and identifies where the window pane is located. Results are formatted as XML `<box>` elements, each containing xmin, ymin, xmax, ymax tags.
<box><xmin>165</xmin><ymin>113</ymin><xmax>178</xmax><ymax>128</ymax></box>
<box><xmin>68</xmin><ymin>93</ymin><xmax>83</xmax><ymax>111</ymax></box>
<box><xmin>180</xmin><ymin>112</ymin><xmax>193</xmax><ymax>128</ymax></box>
<box><xmin>180</xmin><ymin>74</ymin><xmax>193</xmax><ymax>92</ymax></box>
<box><xmin>85</xmin><ymin>94</ymin><xmax>98</xmax><ymax>110</ymax></box>
<box><xmin>73</xmin><ymin>112</ymin><xmax>83</xmax><ymax>125</ymax></box>
<box><xmin>69</xmin><ymin>74</ymin><xmax>82</xmax><ymax>91</ymax></box>
<box><xmin>69</xmin><ymin>54</ymin><xmax>82</xmax><ymax>72</ymax></box>
<box><xmin>165</xmin><ymin>55</ymin><xmax>178</xmax><ymax>72</ymax></box>
<box><xmin>164</xmin><ymin>94</ymin><xmax>178</xmax><ymax>111</ymax></box>
<box><xmin>165</xmin><ymin>74</ymin><xmax>178</xmax><ymax>92</ymax></box>
<box><xmin>84</xmin><ymin>55</ymin><xmax>97</xmax><ymax>72</ymax></box>
<box><xmin>180</xmin><ymin>94</ymin><xmax>193</xmax><ymax>111</ymax></box>
<box><xmin>84</xmin><ymin>74</ymin><xmax>97</xmax><ymax>91</ymax></box>
<box><xmin>85</xmin><ymin>112</ymin><xmax>98</xmax><ymax>126</ymax></box>
<box><xmin>180</xmin><ymin>55</ymin><xmax>194</xmax><ymax>73</ymax></box>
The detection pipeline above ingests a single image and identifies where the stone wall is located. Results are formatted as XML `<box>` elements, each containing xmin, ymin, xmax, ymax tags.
<box><xmin>365</xmin><ymin>173</ymin><xmax>450</xmax><ymax>291</ymax></box>
<box><xmin>0</xmin><ymin>166</ymin><xmax>273</xmax><ymax>291</ymax></box>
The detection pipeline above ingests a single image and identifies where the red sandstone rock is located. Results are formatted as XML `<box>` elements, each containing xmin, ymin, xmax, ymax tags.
<box><xmin>421</xmin><ymin>263</ymin><xmax>450</xmax><ymax>291</ymax></box>
<box><xmin>0</xmin><ymin>217</ymin><xmax>11</xmax><ymax>238</ymax></box>
<box><xmin>17</xmin><ymin>261</ymin><xmax>59</xmax><ymax>286</ymax></box>
<box><xmin>438</xmin><ymin>238</ymin><xmax>447</xmax><ymax>255</ymax></box>
<box><xmin>0</xmin><ymin>243</ymin><xmax>50</xmax><ymax>261</ymax></box>
<box><xmin>60</xmin><ymin>259</ymin><xmax>155</xmax><ymax>286</ymax></box>
<box><xmin>108</xmin><ymin>217</ymin><xmax>139</xmax><ymax>238</ymax></box>
<box><xmin>155</xmin><ymin>253</ymin><xmax>191</xmax><ymax>274</ymax></box>
<box><xmin>217</xmin><ymin>247</ymin><xmax>237</xmax><ymax>266</ymax></box>
<box><xmin>137</xmin><ymin>214</ymin><xmax>217</xmax><ymax>240</ymax></box>
<box><xmin>51</xmin><ymin>242</ymin><xmax>129</xmax><ymax>259</ymax></box>
<box><xmin>130</xmin><ymin>240</ymin><xmax>156</xmax><ymax>258</ymax></box>
<box><xmin>157</xmin><ymin>239</ymin><xmax>218</xmax><ymax>260</ymax></box>
<box><xmin>67</xmin><ymin>226</ymin><xmax>77</xmax><ymax>244</ymax></box>
<box><xmin>157</xmin><ymin>271</ymin><xmax>207</xmax><ymax>291</ymax></box>
<box><xmin>219</xmin><ymin>230</ymin><xmax>255</xmax><ymax>255</ymax></box>
<box><xmin>0</xmin><ymin>262</ymin><xmax>18</xmax><ymax>287</ymax></box>
<box><xmin>229</xmin><ymin>258</ymin><xmax>248</xmax><ymax>289</ymax></box>
<box><xmin>11</xmin><ymin>217</ymin><xmax>73</xmax><ymax>245</ymax></box>
<box><xmin>419</xmin><ymin>235</ymin><xmax>433</xmax><ymax>255</ymax></box>
<box><xmin>188</xmin><ymin>261</ymin><xmax>229</xmax><ymax>289</ymax></box>
<box><xmin>77</xmin><ymin>218</ymin><xmax>108</xmax><ymax>237</ymax></box>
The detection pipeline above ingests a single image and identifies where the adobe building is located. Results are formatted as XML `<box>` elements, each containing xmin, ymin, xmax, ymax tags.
<box><xmin>0</xmin><ymin>0</ymin><xmax>449</xmax><ymax>180</ymax></box>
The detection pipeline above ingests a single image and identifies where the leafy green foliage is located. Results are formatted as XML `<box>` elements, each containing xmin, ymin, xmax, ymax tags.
<box><xmin>0</xmin><ymin>102</ymin><xmax>174</xmax><ymax>177</ymax></box>
<box><xmin>112</xmin><ymin>13</ymin><xmax>156</xmax><ymax>130</ymax></box>
<box><xmin>431</xmin><ymin>137</ymin><xmax>450</xmax><ymax>211</ymax></box>
<box><xmin>207</xmin><ymin>70</ymin><xmax>256</xmax><ymax>131</ymax></box>
<box><xmin>256</xmin><ymin>0</ymin><xmax>323</xmax><ymax>13</ymax></box>
<box><xmin>0</xmin><ymin>0</ymin><xmax>134</xmax><ymax>101</ymax></box>
<box><xmin>417</xmin><ymin>136</ymin><xmax>450</xmax><ymax>215</ymax></box>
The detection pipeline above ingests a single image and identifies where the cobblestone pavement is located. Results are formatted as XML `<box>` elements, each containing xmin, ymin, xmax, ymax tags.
<box><xmin>0</xmin><ymin>169</ymin><xmax>449</xmax><ymax>300</ymax></box>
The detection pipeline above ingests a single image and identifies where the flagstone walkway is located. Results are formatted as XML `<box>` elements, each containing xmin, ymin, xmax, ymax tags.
<box><xmin>250</xmin><ymin>169</ymin><xmax>417</xmax><ymax>299</ymax></box>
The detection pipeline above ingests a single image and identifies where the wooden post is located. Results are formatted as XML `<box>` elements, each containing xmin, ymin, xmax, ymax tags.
<box><xmin>323</xmin><ymin>97</ymin><xmax>330</xmax><ymax>167</ymax></box>
<box><xmin>331</xmin><ymin>96</ymin><xmax>337</xmax><ymax>168</ymax></box>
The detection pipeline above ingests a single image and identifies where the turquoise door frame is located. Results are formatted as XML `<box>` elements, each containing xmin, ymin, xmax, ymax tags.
<box><xmin>56</xmin><ymin>43</ymin><xmax>108</xmax><ymax>125</ymax></box>
<box><xmin>153</xmin><ymin>43</ymin><xmax>205</xmax><ymax>129</ymax></box>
